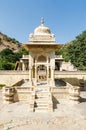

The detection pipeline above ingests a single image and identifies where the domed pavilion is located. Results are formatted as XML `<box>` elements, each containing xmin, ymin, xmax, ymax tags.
<box><xmin>22</xmin><ymin>17</ymin><xmax>62</xmax><ymax>86</ymax></box>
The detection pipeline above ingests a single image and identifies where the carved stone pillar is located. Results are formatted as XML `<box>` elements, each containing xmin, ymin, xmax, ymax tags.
<box><xmin>35</xmin><ymin>66</ymin><xmax>37</xmax><ymax>84</ymax></box>
<box><xmin>51</xmin><ymin>67</ymin><xmax>54</xmax><ymax>79</ymax></box>
<box><xmin>22</xmin><ymin>61</ymin><xmax>25</xmax><ymax>71</ymax></box>
<box><xmin>29</xmin><ymin>67</ymin><xmax>32</xmax><ymax>85</ymax></box>
<box><xmin>47</xmin><ymin>56</ymin><xmax>49</xmax><ymax>82</ymax></box>
<box><xmin>50</xmin><ymin>66</ymin><xmax>55</xmax><ymax>86</ymax></box>
<box><xmin>47</xmin><ymin>65</ymin><xmax>49</xmax><ymax>82</ymax></box>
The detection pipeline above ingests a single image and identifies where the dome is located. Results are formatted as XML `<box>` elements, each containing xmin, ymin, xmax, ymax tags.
<box><xmin>34</xmin><ymin>25</ymin><xmax>51</xmax><ymax>34</ymax></box>
<box><xmin>34</xmin><ymin>17</ymin><xmax>51</xmax><ymax>34</ymax></box>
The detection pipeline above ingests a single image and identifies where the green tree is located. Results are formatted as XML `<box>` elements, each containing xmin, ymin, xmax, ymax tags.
<box><xmin>0</xmin><ymin>48</ymin><xmax>17</xmax><ymax>69</ymax></box>
<box><xmin>67</xmin><ymin>37</ymin><xmax>86</xmax><ymax>70</ymax></box>
<box><xmin>55</xmin><ymin>31</ymin><xmax>86</xmax><ymax>70</ymax></box>
<box><xmin>2</xmin><ymin>62</ymin><xmax>15</xmax><ymax>70</ymax></box>
<box><xmin>55</xmin><ymin>44</ymin><xmax>70</xmax><ymax>62</ymax></box>
<box><xmin>0</xmin><ymin>47</ymin><xmax>29</xmax><ymax>70</ymax></box>
<box><xmin>0</xmin><ymin>48</ymin><xmax>13</xmax><ymax>56</ymax></box>
<box><xmin>63</xmin><ymin>31</ymin><xmax>86</xmax><ymax>70</ymax></box>
<box><xmin>18</xmin><ymin>47</ymin><xmax>29</xmax><ymax>56</ymax></box>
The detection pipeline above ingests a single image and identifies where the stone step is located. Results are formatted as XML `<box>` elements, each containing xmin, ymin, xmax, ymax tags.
<box><xmin>34</xmin><ymin>87</ymin><xmax>53</xmax><ymax>112</ymax></box>
<box><xmin>35</xmin><ymin>94</ymin><xmax>51</xmax><ymax>98</ymax></box>
<box><xmin>35</xmin><ymin>106</ymin><xmax>53</xmax><ymax>112</ymax></box>
<box><xmin>35</xmin><ymin>91</ymin><xmax>51</xmax><ymax>94</ymax></box>
<box><xmin>35</xmin><ymin>106</ymin><xmax>48</xmax><ymax>110</ymax></box>
<box><xmin>35</xmin><ymin>88</ymin><xmax>50</xmax><ymax>93</ymax></box>
<box><xmin>35</xmin><ymin>101</ymin><xmax>52</xmax><ymax>105</ymax></box>
<box><xmin>35</xmin><ymin>99</ymin><xmax>52</xmax><ymax>102</ymax></box>
<box><xmin>35</xmin><ymin>97</ymin><xmax>50</xmax><ymax>100</ymax></box>
<box><xmin>35</xmin><ymin>104</ymin><xmax>49</xmax><ymax>108</ymax></box>
<box><xmin>36</xmin><ymin>88</ymin><xmax>50</xmax><ymax>91</ymax></box>
<box><xmin>35</xmin><ymin>101</ymin><xmax>50</xmax><ymax>105</ymax></box>
<box><xmin>34</xmin><ymin>101</ymin><xmax>52</xmax><ymax>109</ymax></box>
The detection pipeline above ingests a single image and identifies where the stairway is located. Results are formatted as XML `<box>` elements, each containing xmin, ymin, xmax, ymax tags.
<box><xmin>34</xmin><ymin>86</ymin><xmax>53</xmax><ymax>112</ymax></box>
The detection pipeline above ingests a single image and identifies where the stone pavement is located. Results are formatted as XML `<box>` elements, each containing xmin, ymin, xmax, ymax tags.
<box><xmin>0</xmin><ymin>91</ymin><xmax>86</xmax><ymax>130</ymax></box>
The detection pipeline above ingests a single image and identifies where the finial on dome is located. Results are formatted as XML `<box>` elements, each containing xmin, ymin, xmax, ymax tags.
<box><xmin>41</xmin><ymin>17</ymin><xmax>44</xmax><ymax>26</ymax></box>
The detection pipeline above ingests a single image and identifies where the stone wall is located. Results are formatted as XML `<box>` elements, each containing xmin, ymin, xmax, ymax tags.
<box><xmin>51</xmin><ymin>85</ymin><xmax>80</xmax><ymax>106</ymax></box>
<box><xmin>14</xmin><ymin>87</ymin><xmax>35</xmax><ymax>102</ymax></box>
<box><xmin>55</xmin><ymin>71</ymin><xmax>86</xmax><ymax>89</ymax></box>
<box><xmin>2</xmin><ymin>86</ymin><xmax>35</xmax><ymax>112</ymax></box>
<box><xmin>51</xmin><ymin>87</ymin><xmax>69</xmax><ymax>105</ymax></box>
<box><xmin>0</xmin><ymin>71</ymin><xmax>29</xmax><ymax>86</ymax></box>
<box><xmin>0</xmin><ymin>71</ymin><xmax>86</xmax><ymax>90</ymax></box>
<box><xmin>55</xmin><ymin>71</ymin><xmax>86</xmax><ymax>80</ymax></box>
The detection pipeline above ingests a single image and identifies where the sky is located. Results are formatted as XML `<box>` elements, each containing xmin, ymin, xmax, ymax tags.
<box><xmin>0</xmin><ymin>0</ymin><xmax>86</xmax><ymax>44</ymax></box>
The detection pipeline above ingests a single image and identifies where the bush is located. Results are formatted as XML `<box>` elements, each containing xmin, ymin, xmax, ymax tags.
<box><xmin>0</xmin><ymin>84</ymin><xmax>5</xmax><ymax>89</ymax></box>
<box><xmin>2</xmin><ymin>62</ymin><xmax>15</xmax><ymax>70</ymax></box>
<box><xmin>0</xmin><ymin>47</ymin><xmax>29</xmax><ymax>70</ymax></box>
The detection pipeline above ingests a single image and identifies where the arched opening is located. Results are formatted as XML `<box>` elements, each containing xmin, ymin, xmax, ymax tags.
<box><xmin>55</xmin><ymin>62</ymin><xmax>60</xmax><ymax>70</ymax></box>
<box><xmin>37</xmin><ymin>65</ymin><xmax>47</xmax><ymax>81</ymax></box>
<box><xmin>37</xmin><ymin>55</ymin><xmax>46</xmax><ymax>62</ymax></box>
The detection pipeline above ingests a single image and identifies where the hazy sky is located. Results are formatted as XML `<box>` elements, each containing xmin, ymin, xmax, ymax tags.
<box><xmin>0</xmin><ymin>0</ymin><xmax>86</xmax><ymax>44</ymax></box>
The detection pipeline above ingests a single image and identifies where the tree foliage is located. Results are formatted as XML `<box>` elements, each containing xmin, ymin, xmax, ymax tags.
<box><xmin>0</xmin><ymin>47</ymin><xmax>29</xmax><ymax>70</ymax></box>
<box><xmin>56</xmin><ymin>31</ymin><xmax>86</xmax><ymax>70</ymax></box>
<box><xmin>67</xmin><ymin>31</ymin><xmax>86</xmax><ymax>70</ymax></box>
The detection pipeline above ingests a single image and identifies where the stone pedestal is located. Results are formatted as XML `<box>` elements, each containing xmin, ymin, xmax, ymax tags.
<box><xmin>2</xmin><ymin>87</ymin><xmax>15</xmax><ymax>104</ymax></box>
<box><xmin>69</xmin><ymin>86</ymin><xmax>80</xmax><ymax>104</ymax></box>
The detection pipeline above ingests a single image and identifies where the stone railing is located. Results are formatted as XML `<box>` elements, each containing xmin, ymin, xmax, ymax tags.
<box><xmin>15</xmin><ymin>86</ymin><xmax>35</xmax><ymax>92</ymax></box>
<box><xmin>15</xmin><ymin>86</ymin><xmax>35</xmax><ymax>112</ymax></box>
<box><xmin>22</xmin><ymin>55</ymin><xmax>29</xmax><ymax>59</ymax></box>
<box><xmin>51</xmin><ymin>81</ymin><xmax>80</xmax><ymax>104</ymax></box>
<box><xmin>0</xmin><ymin>70</ymin><xmax>29</xmax><ymax>74</ymax></box>
<box><xmin>2</xmin><ymin>86</ymin><xmax>35</xmax><ymax>112</ymax></box>
<box><xmin>48</xmin><ymin>92</ymin><xmax>53</xmax><ymax>112</ymax></box>
<box><xmin>66</xmin><ymin>82</ymin><xmax>80</xmax><ymax>104</ymax></box>
<box><xmin>55</xmin><ymin>70</ymin><xmax>86</xmax><ymax>75</ymax></box>
<box><xmin>51</xmin><ymin>87</ymin><xmax>68</xmax><ymax>93</ymax></box>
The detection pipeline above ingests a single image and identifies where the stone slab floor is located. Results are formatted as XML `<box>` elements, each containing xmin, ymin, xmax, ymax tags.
<box><xmin>0</xmin><ymin>91</ymin><xmax>86</xmax><ymax>130</ymax></box>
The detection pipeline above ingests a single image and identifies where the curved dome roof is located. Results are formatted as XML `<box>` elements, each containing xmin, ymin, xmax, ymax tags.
<box><xmin>34</xmin><ymin>25</ymin><xmax>51</xmax><ymax>34</ymax></box>
<box><xmin>34</xmin><ymin>17</ymin><xmax>51</xmax><ymax>34</ymax></box>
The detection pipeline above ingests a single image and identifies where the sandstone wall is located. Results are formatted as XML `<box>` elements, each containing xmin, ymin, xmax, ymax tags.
<box><xmin>55</xmin><ymin>71</ymin><xmax>86</xmax><ymax>87</ymax></box>
<box><xmin>0</xmin><ymin>71</ymin><xmax>29</xmax><ymax>86</ymax></box>
<box><xmin>0</xmin><ymin>71</ymin><xmax>86</xmax><ymax>89</ymax></box>
<box><xmin>51</xmin><ymin>87</ymin><xmax>69</xmax><ymax>105</ymax></box>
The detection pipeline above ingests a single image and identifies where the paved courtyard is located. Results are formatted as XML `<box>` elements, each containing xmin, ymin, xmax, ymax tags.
<box><xmin>0</xmin><ymin>91</ymin><xmax>86</xmax><ymax>130</ymax></box>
